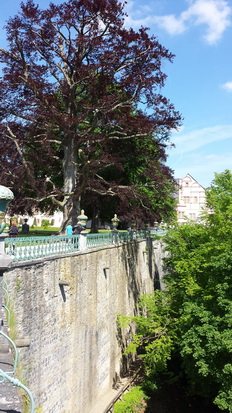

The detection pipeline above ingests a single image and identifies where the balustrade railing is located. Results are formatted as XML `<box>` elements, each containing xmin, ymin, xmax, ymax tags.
<box><xmin>86</xmin><ymin>233</ymin><xmax>113</xmax><ymax>249</ymax></box>
<box><xmin>6</xmin><ymin>235</ymin><xmax>80</xmax><ymax>262</ymax></box>
<box><xmin>6</xmin><ymin>231</ymin><xmax>149</xmax><ymax>263</ymax></box>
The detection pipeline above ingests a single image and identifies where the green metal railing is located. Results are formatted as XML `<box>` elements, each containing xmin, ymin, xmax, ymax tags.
<box><xmin>0</xmin><ymin>370</ymin><xmax>35</xmax><ymax>413</ymax></box>
<box><xmin>86</xmin><ymin>233</ymin><xmax>113</xmax><ymax>249</ymax></box>
<box><xmin>6</xmin><ymin>231</ymin><xmax>148</xmax><ymax>263</ymax></box>
<box><xmin>6</xmin><ymin>235</ymin><xmax>80</xmax><ymax>262</ymax></box>
<box><xmin>150</xmin><ymin>228</ymin><xmax>167</xmax><ymax>237</ymax></box>
<box><xmin>117</xmin><ymin>231</ymin><xmax>147</xmax><ymax>243</ymax></box>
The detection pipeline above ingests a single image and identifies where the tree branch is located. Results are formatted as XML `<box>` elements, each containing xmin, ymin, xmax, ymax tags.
<box><xmin>5</xmin><ymin>126</ymin><xmax>32</xmax><ymax>175</ymax></box>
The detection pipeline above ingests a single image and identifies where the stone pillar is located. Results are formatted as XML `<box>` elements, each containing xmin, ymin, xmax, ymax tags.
<box><xmin>79</xmin><ymin>232</ymin><xmax>87</xmax><ymax>251</ymax></box>
<box><xmin>0</xmin><ymin>233</ymin><xmax>6</xmax><ymax>255</ymax></box>
<box><xmin>111</xmin><ymin>229</ymin><xmax>119</xmax><ymax>244</ymax></box>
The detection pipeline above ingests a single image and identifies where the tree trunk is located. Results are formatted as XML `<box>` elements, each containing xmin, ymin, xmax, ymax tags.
<box><xmin>61</xmin><ymin>197</ymin><xmax>80</xmax><ymax>233</ymax></box>
<box><xmin>90</xmin><ymin>206</ymin><xmax>99</xmax><ymax>233</ymax></box>
<box><xmin>60</xmin><ymin>138</ymin><xmax>80</xmax><ymax>233</ymax></box>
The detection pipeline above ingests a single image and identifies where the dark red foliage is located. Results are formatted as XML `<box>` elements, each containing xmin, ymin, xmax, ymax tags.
<box><xmin>0</xmin><ymin>0</ymin><xmax>182</xmax><ymax>228</ymax></box>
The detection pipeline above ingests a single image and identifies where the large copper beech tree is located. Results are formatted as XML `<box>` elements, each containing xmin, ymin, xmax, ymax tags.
<box><xmin>0</xmin><ymin>0</ymin><xmax>181</xmax><ymax>230</ymax></box>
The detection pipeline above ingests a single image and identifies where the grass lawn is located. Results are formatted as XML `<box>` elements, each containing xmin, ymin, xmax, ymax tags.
<box><xmin>26</xmin><ymin>228</ymin><xmax>117</xmax><ymax>236</ymax></box>
<box><xmin>21</xmin><ymin>227</ymin><xmax>61</xmax><ymax>236</ymax></box>
<box><xmin>4</xmin><ymin>227</ymin><xmax>60</xmax><ymax>237</ymax></box>
<box><xmin>4</xmin><ymin>227</ymin><xmax>126</xmax><ymax>237</ymax></box>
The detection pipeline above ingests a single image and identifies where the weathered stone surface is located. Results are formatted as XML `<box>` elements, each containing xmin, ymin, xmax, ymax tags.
<box><xmin>15</xmin><ymin>338</ymin><xmax>31</xmax><ymax>348</ymax></box>
<box><xmin>3</xmin><ymin>239</ymin><xmax>165</xmax><ymax>413</ymax></box>
<box><xmin>0</xmin><ymin>254</ymin><xmax>12</xmax><ymax>270</ymax></box>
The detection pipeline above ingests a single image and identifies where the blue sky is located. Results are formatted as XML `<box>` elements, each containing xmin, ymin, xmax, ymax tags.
<box><xmin>1</xmin><ymin>0</ymin><xmax>232</xmax><ymax>188</ymax></box>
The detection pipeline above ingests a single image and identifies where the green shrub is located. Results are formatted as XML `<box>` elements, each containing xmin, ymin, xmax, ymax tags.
<box><xmin>41</xmin><ymin>219</ymin><xmax>50</xmax><ymax>228</ymax></box>
<box><xmin>114</xmin><ymin>386</ymin><xmax>148</xmax><ymax>413</ymax></box>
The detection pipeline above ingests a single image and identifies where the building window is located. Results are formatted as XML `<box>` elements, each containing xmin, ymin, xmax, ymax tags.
<box><xmin>189</xmin><ymin>213</ymin><xmax>196</xmax><ymax>220</ymax></box>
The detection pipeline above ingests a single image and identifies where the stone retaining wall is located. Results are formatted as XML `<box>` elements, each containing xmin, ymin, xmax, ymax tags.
<box><xmin>4</xmin><ymin>239</ymin><xmax>165</xmax><ymax>413</ymax></box>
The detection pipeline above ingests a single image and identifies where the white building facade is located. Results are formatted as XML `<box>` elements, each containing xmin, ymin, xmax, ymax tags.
<box><xmin>176</xmin><ymin>174</ymin><xmax>207</xmax><ymax>224</ymax></box>
<box><xmin>5</xmin><ymin>210</ymin><xmax>63</xmax><ymax>228</ymax></box>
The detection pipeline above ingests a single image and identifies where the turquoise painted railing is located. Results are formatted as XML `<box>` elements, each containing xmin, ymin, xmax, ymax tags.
<box><xmin>150</xmin><ymin>229</ymin><xmax>167</xmax><ymax>237</ymax></box>
<box><xmin>1</xmin><ymin>275</ymin><xmax>36</xmax><ymax>412</ymax></box>
<box><xmin>117</xmin><ymin>231</ymin><xmax>147</xmax><ymax>242</ymax></box>
<box><xmin>6</xmin><ymin>231</ymin><xmax>148</xmax><ymax>262</ymax></box>
<box><xmin>6</xmin><ymin>235</ymin><xmax>80</xmax><ymax>262</ymax></box>
<box><xmin>0</xmin><ymin>370</ymin><xmax>35</xmax><ymax>413</ymax></box>
<box><xmin>86</xmin><ymin>233</ymin><xmax>113</xmax><ymax>248</ymax></box>
<box><xmin>85</xmin><ymin>231</ymin><xmax>148</xmax><ymax>247</ymax></box>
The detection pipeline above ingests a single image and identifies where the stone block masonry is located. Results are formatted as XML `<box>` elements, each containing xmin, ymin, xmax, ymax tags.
<box><xmin>4</xmin><ymin>239</ymin><xmax>165</xmax><ymax>412</ymax></box>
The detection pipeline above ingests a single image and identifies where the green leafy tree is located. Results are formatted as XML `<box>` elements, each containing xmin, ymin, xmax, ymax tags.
<box><xmin>206</xmin><ymin>169</ymin><xmax>232</xmax><ymax>216</ymax></box>
<box><xmin>82</xmin><ymin>133</ymin><xmax>178</xmax><ymax>231</ymax></box>
<box><xmin>121</xmin><ymin>171</ymin><xmax>232</xmax><ymax>412</ymax></box>
<box><xmin>118</xmin><ymin>291</ymin><xmax>177</xmax><ymax>377</ymax></box>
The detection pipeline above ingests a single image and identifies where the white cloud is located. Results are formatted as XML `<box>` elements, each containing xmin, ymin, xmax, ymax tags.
<box><xmin>222</xmin><ymin>81</ymin><xmax>232</xmax><ymax>91</ymax></box>
<box><xmin>182</xmin><ymin>0</ymin><xmax>232</xmax><ymax>44</ymax></box>
<box><xmin>155</xmin><ymin>15</ymin><xmax>186</xmax><ymax>35</ymax></box>
<box><xmin>170</xmin><ymin>152</ymin><xmax>232</xmax><ymax>187</ymax></box>
<box><xmin>125</xmin><ymin>0</ymin><xmax>232</xmax><ymax>45</ymax></box>
<box><xmin>171</xmin><ymin>124</ymin><xmax>232</xmax><ymax>154</ymax></box>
